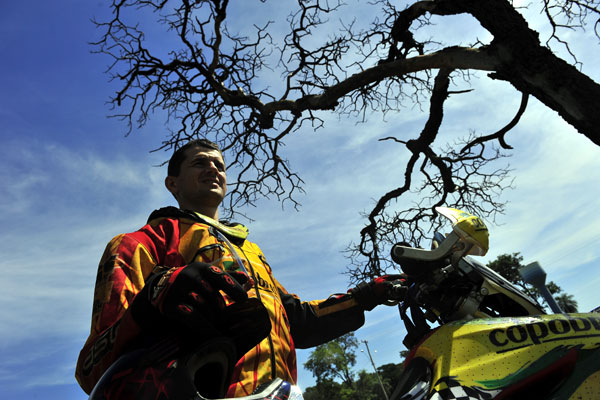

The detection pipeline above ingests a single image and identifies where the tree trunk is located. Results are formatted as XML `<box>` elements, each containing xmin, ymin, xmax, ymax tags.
<box><xmin>463</xmin><ymin>0</ymin><xmax>600</xmax><ymax>143</ymax></box>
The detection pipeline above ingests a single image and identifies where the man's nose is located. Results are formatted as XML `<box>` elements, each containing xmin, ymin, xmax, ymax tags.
<box><xmin>205</xmin><ymin>161</ymin><xmax>220</xmax><ymax>173</ymax></box>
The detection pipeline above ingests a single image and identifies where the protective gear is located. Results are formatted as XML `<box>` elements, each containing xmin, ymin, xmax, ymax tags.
<box><xmin>133</xmin><ymin>262</ymin><xmax>249</xmax><ymax>332</ymax></box>
<box><xmin>76</xmin><ymin>207</ymin><xmax>366</xmax><ymax>397</ymax></box>
<box><xmin>350</xmin><ymin>274</ymin><xmax>409</xmax><ymax>311</ymax></box>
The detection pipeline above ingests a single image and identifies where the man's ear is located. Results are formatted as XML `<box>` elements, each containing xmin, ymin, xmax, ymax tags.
<box><xmin>165</xmin><ymin>176</ymin><xmax>178</xmax><ymax>198</ymax></box>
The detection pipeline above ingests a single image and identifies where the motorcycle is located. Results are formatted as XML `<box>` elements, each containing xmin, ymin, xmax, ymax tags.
<box><xmin>388</xmin><ymin>207</ymin><xmax>600</xmax><ymax>400</ymax></box>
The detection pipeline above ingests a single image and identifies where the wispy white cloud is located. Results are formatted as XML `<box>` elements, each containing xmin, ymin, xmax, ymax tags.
<box><xmin>0</xmin><ymin>138</ymin><xmax>177</xmax><ymax>396</ymax></box>
<box><xmin>0</xmin><ymin>139</ymin><xmax>173</xmax><ymax>350</ymax></box>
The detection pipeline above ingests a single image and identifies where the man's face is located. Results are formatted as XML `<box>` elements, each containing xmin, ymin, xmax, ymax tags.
<box><xmin>165</xmin><ymin>146</ymin><xmax>227</xmax><ymax>212</ymax></box>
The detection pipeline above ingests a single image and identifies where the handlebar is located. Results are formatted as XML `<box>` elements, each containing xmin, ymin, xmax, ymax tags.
<box><xmin>390</xmin><ymin>232</ymin><xmax>462</xmax><ymax>275</ymax></box>
<box><xmin>391</xmin><ymin>232</ymin><xmax>460</xmax><ymax>263</ymax></box>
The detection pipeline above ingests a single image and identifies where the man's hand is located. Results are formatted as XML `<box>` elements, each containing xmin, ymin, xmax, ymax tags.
<box><xmin>350</xmin><ymin>274</ymin><xmax>409</xmax><ymax>311</ymax></box>
<box><xmin>132</xmin><ymin>262</ymin><xmax>250</xmax><ymax>331</ymax></box>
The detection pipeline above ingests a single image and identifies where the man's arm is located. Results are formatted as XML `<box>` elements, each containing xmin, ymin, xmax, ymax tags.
<box><xmin>278</xmin><ymin>289</ymin><xmax>366</xmax><ymax>349</ymax></box>
<box><xmin>276</xmin><ymin>275</ymin><xmax>408</xmax><ymax>349</ymax></box>
<box><xmin>75</xmin><ymin>233</ymin><xmax>159</xmax><ymax>393</ymax></box>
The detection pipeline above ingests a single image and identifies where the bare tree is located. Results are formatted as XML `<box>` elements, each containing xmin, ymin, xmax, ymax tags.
<box><xmin>93</xmin><ymin>0</ymin><xmax>600</xmax><ymax>281</ymax></box>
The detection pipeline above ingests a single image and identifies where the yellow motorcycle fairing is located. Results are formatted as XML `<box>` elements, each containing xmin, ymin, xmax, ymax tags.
<box><xmin>407</xmin><ymin>313</ymin><xmax>600</xmax><ymax>399</ymax></box>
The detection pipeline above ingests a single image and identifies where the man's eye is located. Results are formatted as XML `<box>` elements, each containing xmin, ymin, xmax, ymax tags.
<box><xmin>193</xmin><ymin>159</ymin><xmax>224</xmax><ymax>171</ymax></box>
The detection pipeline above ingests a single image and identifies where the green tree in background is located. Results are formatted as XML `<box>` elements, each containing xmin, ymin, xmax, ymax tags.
<box><xmin>303</xmin><ymin>333</ymin><xmax>405</xmax><ymax>399</ymax></box>
<box><xmin>352</xmin><ymin>370</ymin><xmax>383</xmax><ymax>400</ymax></box>
<box><xmin>486</xmin><ymin>253</ymin><xmax>578</xmax><ymax>312</ymax></box>
<box><xmin>555</xmin><ymin>293</ymin><xmax>579</xmax><ymax>313</ymax></box>
<box><xmin>304</xmin><ymin>333</ymin><xmax>359</xmax><ymax>388</ymax></box>
<box><xmin>303</xmin><ymin>379</ymin><xmax>343</xmax><ymax>400</ymax></box>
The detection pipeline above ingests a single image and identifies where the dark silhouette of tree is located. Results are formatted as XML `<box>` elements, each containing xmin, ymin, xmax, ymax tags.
<box><xmin>486</xmin><ymin>252</ymin><xmax>578</xmax><ymax>312</ymax></box>
<box><xmin>93</xmin><ymin>0</ymin><xmax>600</xmax><ymax>280</ymax></box>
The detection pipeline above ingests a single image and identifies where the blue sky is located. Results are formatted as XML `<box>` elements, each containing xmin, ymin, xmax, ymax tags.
<box><xmin>1</xmin><ymin>1</ymin><xmax>600</xmax><ymax>399</ymax></box>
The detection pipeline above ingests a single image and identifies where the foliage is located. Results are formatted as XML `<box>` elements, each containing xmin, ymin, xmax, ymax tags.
<box><xmin>303</xmin><ymin>333</ymin><xmax>407</xmax><ymax>399</ymax></box>
<box><xmin>379</xmin><ymin>361</ymin><xmax>405</xmax><ymax>383</ymax></box>
<box><xmin>94</xmin><ymin>0</ymin><xmax>600</xmax><ymax>281</ymax></box>
<box><xmin>303</xmin><ymin>362</ymin><xmax>406</xmax><ymax>399</ymax></box>
<box><xmin>304</xmin><ymin>333</ymin><xmax>359</xmax><ymax>386</ymax></box>
<box><xmin>353</xmin><ymin>370</ymin><xmax>385</xmax><ymax>400</ymax></box>
<box><xmin>377</xmin><ymin>362</ymin><xmax>406</xmax><ymax>397</ymax></box>
<box><xmin>486</xmin><ymin>252</ymin><xmax>578</xmax><ymax>312</ymax></box>
<box><xmin>303</xmin><ymin>379</ymin><xmax>343</xmax><ymax>400</ymax></box>
<box><xmin>555</xmin><ymin>293</ymin><xmax>579</xmax><ymax>313</ymax></box>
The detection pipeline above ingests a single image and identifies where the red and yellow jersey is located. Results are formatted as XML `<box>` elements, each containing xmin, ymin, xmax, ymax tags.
<box><xmin>76</xmin><ymin>207</ymin><xmax>365</xmax><ymax>397</ymax></box>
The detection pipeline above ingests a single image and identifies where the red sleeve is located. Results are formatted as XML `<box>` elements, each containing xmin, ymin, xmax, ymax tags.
<box><xmin>75</xmin><ymin>219</ymin><xmax>184</xmax><ymax>393</ymax></box>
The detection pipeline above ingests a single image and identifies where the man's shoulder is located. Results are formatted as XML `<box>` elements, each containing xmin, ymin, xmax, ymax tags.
<box><xmin>111</xmin><ymin>208</ymin><xmax>198</xmax><ymax>252</ymax></box>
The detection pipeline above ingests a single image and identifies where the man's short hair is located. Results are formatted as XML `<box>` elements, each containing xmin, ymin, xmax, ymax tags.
<box><xmin>167</xmin><ymin>138</ymin><xmax>222</xmax><ymax>177</ymax></box>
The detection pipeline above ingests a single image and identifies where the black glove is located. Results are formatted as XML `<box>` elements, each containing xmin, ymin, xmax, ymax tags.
<box><xmin>132</xmin><ymin>262</ymin><xmax>250</xmax><ymax>331</ymax></box>
<box><xmin>350</xmin><ymin>274</ymin><xmax>409</xmax><ymax>311</ymax></box>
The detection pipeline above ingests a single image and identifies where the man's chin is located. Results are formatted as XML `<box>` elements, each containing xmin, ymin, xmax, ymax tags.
<box><xmin>198</xmin><ymin>190</ymin><xmax>225</xmax><ymax>204</ymax></box>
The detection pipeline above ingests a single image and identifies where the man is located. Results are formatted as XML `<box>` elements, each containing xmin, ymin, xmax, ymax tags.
<box><xmin>76</xmin><ymin>139</ymin><xmax>405</xmax><ymax>398</ymax></box>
